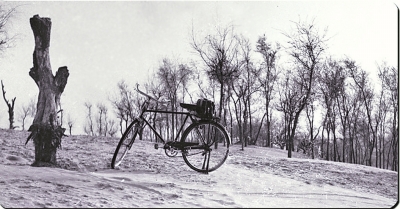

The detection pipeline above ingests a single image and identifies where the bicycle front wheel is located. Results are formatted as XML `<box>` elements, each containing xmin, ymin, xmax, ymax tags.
<box><xmin>181</xmin><ymin>120</ymin><xmax>230</xmax><ymax>173</ymax></box>
<box><xmin>111</xmin><ymin>119</ymin><xmax>140</xmax><ymax>169</ymax></box>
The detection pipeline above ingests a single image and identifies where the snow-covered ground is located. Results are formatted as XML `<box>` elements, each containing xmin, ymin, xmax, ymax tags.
<box><xmin>0</xmin><ymin>129</ymin><xmax>397</xmax><ymax>208</ymax></box>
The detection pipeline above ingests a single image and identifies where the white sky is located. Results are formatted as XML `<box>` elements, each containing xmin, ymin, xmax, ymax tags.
<box><xmin>0</xmin><ymin>0</ymin><xmax>397</xmax><ymax>134</ymax></box>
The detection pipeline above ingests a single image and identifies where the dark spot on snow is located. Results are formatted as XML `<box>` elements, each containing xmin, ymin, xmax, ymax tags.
<box><xmin>6</xmin><ymin>155</ymin><xmax>21</xmax><ymax>161</ymax></box>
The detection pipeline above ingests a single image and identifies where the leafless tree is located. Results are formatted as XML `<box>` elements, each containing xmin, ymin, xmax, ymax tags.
<box><xmin>345</xmin><ymin>58</ymin><xmax>376</xmax><ymax>166</ymax></box>
<box><xmin>28</xmin><ymin>96</ymin><xmax>36</xmax><ymax>117</ymax></box>
<box><xmin>18</xmin><ymin>96</ymin><xmax>37</xmax><ymax>131</ymax></box>
<box><xmin>109</xmin><ymin>80</ymin><xmax>138</xmax><ymax>136</ymax></box>
<box><xmin>192</xmin><ymin>64</ymin><xmax>217</xmax><ymax>101</ymax></box>
<box><xmin>318</xmin><ymin>58</ymin><xmax>345</xmax><ymax>161</ymax></box>
<box><xmin>276</xmin><ymin>69</ymin><xmax>299</xmax><ymax>154</ymax></box>
<box><xmin>19</xmin><ymin>102</ymin><xmax>30</xmax><ymax>130</ymax></box>
<box><xmin>378</xmin><ymin>62</ymin><xmax>398</xmax><ymax>171</ymax></box>
<box><xmin>236</xmin><ymin>34</ymin><xmax>260</xmax><ymax>146</ymax></box>
<box><xmin>231</xmin><ymin>78</ymin><xmax>247</xmax><ymax>150</ymax></box>
<box><xmin>96</xmin><ymin>103</ymin><xmax>108</xmax><ymax>136</ymax></box>
<box><xmin>305</xmin><ymin>94</ymin><xmax>321</xmax><ymax>159</ymax></box>
<box><xmin>255</xmin><ymin>34</ymin><xmax>280</xmax><ymax>147</ymax></box>
<box><xmin>191</xmin><ymin>23</ymin><xmax>241</xmax><ymax>123</ymax></box>
<box><xmin>1</xmin><ymin>80</ymin><xmax>16</xmax><ymax>129</ymax></box>
<box><xmin>25</xmin><ymin>15</ymin><xmax>69</xmax><ymax>166</ymax></box>
<box><xmin>347</xmin><ymin>85</ymin><xmax>364</xmax><ymax>164</ymax></box>
<box><xmin>0</xmin><ymin>4</ymin><xmax>18</xmax><ymax>129</ymax></box>
<box><xmin>332</xmin><ymin>62</ymin><xmax>352</xmax><ymax>163</ymax></box>
<box><xmin>107</xmin><ymin>119</ymin><xmax>118</xmax><ymax>137</ymax></box>
<box><xmin>375</xmin><ymin>66</ymin><xmax>389</xmax><ymax>169</ymax></box>
<box><xmin>0</xmin><ymin>4</ymin><xmax>17</xmax><ymax>55</ymax></box>
<box><xmin>281</xmin><ymin>18</ymin><xmax>328</xmax><ymax>158</ymax></box>
<box><xmin>156</xmin><ymin>57</ymin><xmax>192</xmax><ymax>141</ymax></box>
<box><xmin>83</xmin><ymin>102</ymin><xmax>95</xmax><ymax>136</ymax></box>
<box><xmin>66</xmin><ymin>114</ymin><xmax>74</xmax><ymax>136</ymax></box>
<box><xmin>83</xmin><ymin>101</ymin><xmax>117</xmax><ymax>137</ymax></box>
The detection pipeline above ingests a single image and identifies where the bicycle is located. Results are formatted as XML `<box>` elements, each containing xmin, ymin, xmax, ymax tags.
<box><xmin>111</xmin><ymin>84</ymin><xmax>230</xmax><ymax>173</ymax></box>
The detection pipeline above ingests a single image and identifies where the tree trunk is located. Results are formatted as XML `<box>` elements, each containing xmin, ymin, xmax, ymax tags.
<box><xmin>254</xmin><ymin>112</ymin><xmax>266</xmax><ymax>146</ymax></box>
<box><xmin>26</xmin><ymin>15</ymin><xmax>69</xmax><ymax>166</ymax></box>
<box><xmin>266</xmin><ymin>109</ymin><xmax>270</xmax><ymax>147</ymax></box>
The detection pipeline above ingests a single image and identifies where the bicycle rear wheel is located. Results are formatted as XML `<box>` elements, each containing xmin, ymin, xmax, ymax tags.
<box><xmin>181</xmin><ymin>120</ymin><xmax>230</xmax><ymax>173</ymax></box>
<box><xmin>111</xmin><ymin>119</ymin><xmax>140</xmax><ymax>169</ymax></box>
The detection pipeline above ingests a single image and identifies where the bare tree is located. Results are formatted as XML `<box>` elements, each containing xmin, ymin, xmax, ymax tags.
<box><xmin>276</xmin><ymin>70</ymin><xmax>299</xmax><ymax>154</ymax></box>
<box><xmin>66</xmin><ymin>114</ymin><xmax>74</xmax><ymax>136</ymax></box>
<box><xmin>156</xmin><ymin>57</ymin><xmax>192</xmax><ymax>141</ymax></box>
<box><xmin>347</xmin><ymin>85</ymin><xmax>364</xmax><ymax>164</ymax></box>
<box><xmin>192</xmin><ymin>64</ymin><xmax>217</xmax><ymax>101</ymax></box>
<box><xmin>305</xmin><ymin>94</ymin><xmax>321</xmax><ymax>159</ymax></box>
<box><xmin>83</xmin><ymin>102</ymin><xmax>95</xmax><ymax>136</ymax></box>
<box><xmin>18</xmin><ymin>96</ymin><xmax>37</xmax><ymax>131</ymax></box>
<box><xmin>1</xmin><ymin>80</ymin><xmax>16</xmax><ymax>129</ymax></box>
<box><xmin>96</xmin><ymin>103</ymin><xmax>107</xmax><ymax>136</ymax></box>
<box><xmin>107</xmin><ymin>119</ymin><xmax>118</xmax><ymax>137</ymax></box>
<box><xmin>0</xmin><ymin>5</ymin><xmax>18</xmax><ymax>129</ymax></box>
<box><xmin>255</xmin><ymin>34</ymin><xmax>280</xmax><ymax>147</ymax></box>
<box><xmin>109</xmin><ymin>80</ymin><xmax>138</xmax><ymax>135</ymax></box>
<box><xmin>25</xmin><ymin>15</ymin><xmax>69</xmax><ymax>166</ymax></box>
<box><xmin>231</xmin><ymin>78</ymin><xmax>247</xmax><ymax>150</ymax></box>
<box><xmin>318</xmin><ymin>58</ymin><xmax>345</xmax><ymax>161</ymax></box>
<box><xmin>28</xmin><ymin>96</ymin><xmax>37</xmax><ymax>117</ymax></box>
<box><xmin>345</xmin><ymin>58</ymin><xmax>376</xmax><ymax>166</ymax></box>
<box><xmin>333</xmin><ymin>61</ymin><xmax>354</xmax><ymax>163</ymax></box>
<box><xmin>375</xmin><ymin>67</ymin><xmax>389</xmax><ymax>169</ymax></box>
<box><xmin>0</xmin><ymin>4</ymin><xmax>17</xmax><ymax>54</ymax></box>
<box><xmin>378</xmin><ymin>62</ymin><xmax>398</xmax><ymax>171</ymax></box>
<box><xmin>142</xmin><ymin>79</ymin><xmax>166</xmax><ymax>142</ymax></box>
<box><xmin>19</xmin><ymin>102</ymin><xmax>30</xmax><ymax>130</ymax></box>
<box><xmin>191</xmin><ymin>23</ymin><xmax>240</xmax><ymax>123</ymax></box>
<box><xmin>236</xmin><ymin>34</ymin><xmax>259</xmax><ymax>146</ymax></box>
<box><xmin>83</xmin><ymin>102</ymin><xmax>116</xmax><ymax>137</ymax></box>
<box><xmin>281</xmin><ymin>18</ymin><xmax>328</xmax><ymax>158</ymax></box>
<box><xmin>271</xmin><ymin>118</ymin><xmax>287</xmax><ymax>149</ymax></box>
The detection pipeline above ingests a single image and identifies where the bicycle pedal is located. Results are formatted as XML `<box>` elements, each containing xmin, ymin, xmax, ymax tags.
<box><xmin>154</xmin><ymin>144</ymin><xmax>159</xmax><ymax>150</ymax></box>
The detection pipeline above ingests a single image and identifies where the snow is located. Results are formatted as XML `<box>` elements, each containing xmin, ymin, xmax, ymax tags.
<box><xmin>0</xmin><ymin>129</ymin><xmax>397</xmax><ymax>208</ymax></box>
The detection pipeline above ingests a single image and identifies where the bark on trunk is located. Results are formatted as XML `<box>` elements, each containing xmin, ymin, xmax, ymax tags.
<box><xmin>26</xmin><ymin>15</ymin><xmax>69</xmax><ymax>166</ymax></box>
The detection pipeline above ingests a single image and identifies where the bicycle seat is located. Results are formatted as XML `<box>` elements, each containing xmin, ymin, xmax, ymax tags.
<box><xmin>180</xmin><ymin>103</ymin><xmax>197</xmax><ymax>112</ymax></box>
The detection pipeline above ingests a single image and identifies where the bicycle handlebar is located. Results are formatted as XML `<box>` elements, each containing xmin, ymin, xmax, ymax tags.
<box><xmin>135</xmin><ymin>83</ymin><xmax>171</xmax><ymax>105</ymax></box>
<box><xmin>136</xmin><ymin>83</ymin><xmax>157</xmax><ymax>101</ymax></box>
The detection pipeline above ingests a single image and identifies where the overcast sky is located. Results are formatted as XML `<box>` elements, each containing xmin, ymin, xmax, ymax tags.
<box><xmin>0</xmin><ymin>1</ymin><xmax>397</xmax><ymax>134</ymax></box>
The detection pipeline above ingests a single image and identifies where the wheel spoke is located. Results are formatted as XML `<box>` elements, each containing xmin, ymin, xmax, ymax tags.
<box><xmin>111</xmin><ymin>120</ymin><xmax>140</xmax><ymax>169</ymax></box>
<box><xmin>181</xmin><ymin>120</ymin><xmax>229</xmax><ymax>173</ymax></box>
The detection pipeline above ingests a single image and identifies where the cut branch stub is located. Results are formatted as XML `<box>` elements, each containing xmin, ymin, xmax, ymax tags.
<box><xmin>30</xmin><ymin>14</ymin><xmax>51</xmax><ymax>50</ymax></box>
<box><xmin>54</xmin><ymin>66</ymin><xmax>69</xmax><ymax>93</ymax></box>
<box><xmin>29</xmin><ymin>14</ymin><xmax>53</xmax><ymax>88</ymax></box>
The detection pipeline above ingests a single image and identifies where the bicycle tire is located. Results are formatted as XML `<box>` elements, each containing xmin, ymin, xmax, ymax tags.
<box><xmin>111</xmin><ymin>119</ymin><xmax>140</xmax><ymax>169</ymax></box>
<box><xmin>181</xmin><ymin>120</ymin><xmax>230</xmax><ymax>173</ymax></box>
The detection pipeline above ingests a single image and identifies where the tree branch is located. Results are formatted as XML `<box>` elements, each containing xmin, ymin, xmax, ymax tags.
<box><xmin>54</xmin><ymin>66</ymin><xmax>69</xmax><ymax>93</ymax></box>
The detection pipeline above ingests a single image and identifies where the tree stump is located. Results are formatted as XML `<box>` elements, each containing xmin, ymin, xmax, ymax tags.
<box><xmin>26</xmin><ymin>14</ymin><xmax>69</xmax><ymax>167</ymax></box>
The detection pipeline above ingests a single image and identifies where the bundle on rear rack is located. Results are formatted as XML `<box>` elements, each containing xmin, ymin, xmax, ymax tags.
<box><xmin>195</xmin><ymin>98</ymin><xmax>215</xmax><ymax>119</ymax></box>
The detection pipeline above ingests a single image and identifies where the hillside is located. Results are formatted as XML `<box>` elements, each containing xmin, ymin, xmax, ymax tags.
<box><xmin>0</xmin><ymin>128</ymin><xmax>397</xmax><ymax>208</ymax></box>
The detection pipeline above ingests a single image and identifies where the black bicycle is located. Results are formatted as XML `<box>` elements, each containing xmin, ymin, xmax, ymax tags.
<box><xmin>111</xmin><ymin>84</ymin><xmax>230</xmax><ymax>173</ymax></box>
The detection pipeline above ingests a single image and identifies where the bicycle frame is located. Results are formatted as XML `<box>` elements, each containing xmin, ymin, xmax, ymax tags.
<box><xmin>133</xmin><ymin>83</ymin><xmax>222</xmax><ymax>147</ymax></box>
<box><xmin>134</xmin><ymin>92</ymin><xmax>200</xmax><ymax>146</ymax></box>
<box><xmin>138</xmin><ymin>108</ymin><xmax>198</xmax><ymax>145</ymax></box>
